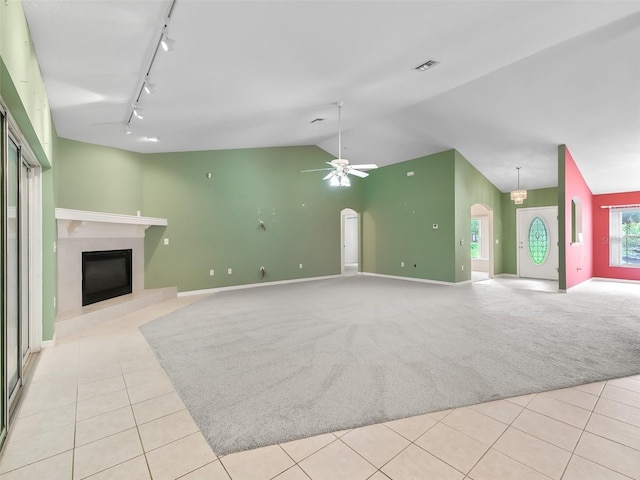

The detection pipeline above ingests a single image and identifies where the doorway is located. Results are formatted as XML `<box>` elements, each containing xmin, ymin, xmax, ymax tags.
<box><xmin>471</xmin><ymin>204</ymin><xmax>494</xmax><ymax>282</ymax></box>
<box><xmin>341</xmin><ymin>208</ymin><xmax>359</xmax><ymax>275</ymax></box>
<box><xmin>517</xmin><ymin>206</ymin><xmax>559</xmax><ymax>280</ymax></box>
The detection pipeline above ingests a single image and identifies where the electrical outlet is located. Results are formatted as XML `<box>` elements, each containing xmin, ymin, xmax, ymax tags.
<box><xmin>299</xmin><ymin>263</ymin><xmax>303</xmax><ymax>269</ymax></box>
<box><xmin>461</xmin><ymin>265</ymin><xmax>464</xmax><ymax>271</ymax></box>
<box><xmin>163</xmin><ymin>238</ymin><xmax>169</xmax><ymax>245</ymax></box>
<box><xmin>401</xmin><ymin>262</ymin><xmax>405</xmax><ymax>267</ymax></box>
<box><xmin>209</xmin><ymin>269</ymin><xmax>214</xmax><ymax>276</ymax></box>
<box><xmin>227</xmin><ymin>268</ymin><xmax>232</xmax><ymax>275</ymax></box>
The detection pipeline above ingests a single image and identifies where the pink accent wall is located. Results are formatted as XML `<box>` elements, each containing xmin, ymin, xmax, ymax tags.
<box><xmin>563</xmin><ymin>146</ymin><xmax>593</xmax><ymax>289</ymax></box>
<box><xmin>593</xmin><ymin>191</ymin><xmax>640</xmax><ymax>281</ymax></box>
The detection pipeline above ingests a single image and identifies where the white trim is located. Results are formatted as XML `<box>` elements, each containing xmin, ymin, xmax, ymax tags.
<box><xmin>592</xmin><ymin>277</ymin><xmax>640</xmax><ymax>285</ymax></box>
<box><xmin>40</xmin><ymin>337</ymin><xmax>55</xmax><ymax>349</ymax></box>
<box><xmin>177</xmin><ymin>274</ymin><xmax>342</xmax><ymax>297</ymax></box>
<box><xmin>362</xmin><ymin>272</ymin><xmax>469</xmax><ymax>286</ymax></box>
<box><xmin>28</xmin><ymin>164</ymin><xmax>43</xmax><ymax>352</ymax></box>
<box><xmin>55</xmin><ymin>208</ymin><xmax>167</xmax><ymax>227</ymax></box>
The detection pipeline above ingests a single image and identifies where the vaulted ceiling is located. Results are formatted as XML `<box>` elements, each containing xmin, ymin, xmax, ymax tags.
<box><xmin>21</xmin><ymin>0</ymin><xmax>640</xmax><ymax>194</ymax></box>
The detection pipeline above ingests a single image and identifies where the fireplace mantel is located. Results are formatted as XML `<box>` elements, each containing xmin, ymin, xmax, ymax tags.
<box><xmin>55</xmin><ymin>208</ymin><xmax>167</xmax><ymax>239</ymax></box>
<box><xmin>55</xmin><ymin>208</ymin><xmax>168</xmax><ymax>316</ymax></box>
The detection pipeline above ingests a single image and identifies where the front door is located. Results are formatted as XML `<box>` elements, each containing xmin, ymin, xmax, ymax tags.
<box><xmin>517</xmin><ymin>206</ymin><xmax>558</xmax><ymax>280</ymax></box>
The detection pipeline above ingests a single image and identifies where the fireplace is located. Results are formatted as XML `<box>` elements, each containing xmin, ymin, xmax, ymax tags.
<box><xmin>82</xmin><ymin>249</ymin><xmax>133</xmax><ymax>306</ymax></box>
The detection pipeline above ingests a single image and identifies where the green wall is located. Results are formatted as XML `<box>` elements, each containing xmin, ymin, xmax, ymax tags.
<box><xmin>141</xmin><ymin>146</ymin><xmax>362</xmax><ymax>291</ymax></box>
<box><xmin>361</xmin><ymin>150</ymin><xmax>457</xmax><ymax>282</ymax></box>
<box><xmin>454</xmin><ymin>150</ymin><xmax>504</xmax><ymax>281</ymax></box>
<box><xmin>1</xmin><ymin>0</ymin><xmax>56</xmax><ymax>340</ymax></box>
<box><xmin>55</xmin><ymin>138</ymin><xmax>144</xmax><ymax>215</ymax></box>
<box><xmin>500</xmin><ymin>186</ymin><xmax>558</xmax><ymax>275</ymax></box>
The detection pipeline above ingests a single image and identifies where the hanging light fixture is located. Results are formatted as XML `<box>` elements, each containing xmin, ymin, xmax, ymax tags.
<box><xmin>510</xmin><ymin>167</ymin><xmax>527</xmax><ymax>205</ymax></box>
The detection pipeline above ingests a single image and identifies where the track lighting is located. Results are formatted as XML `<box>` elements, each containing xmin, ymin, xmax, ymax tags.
<box><xmin>124</xmin><ymin>123</ymin><xmax>132</xmax><ymax>135</ymax></box>
<box><xmin>132</xmin><ymin>105</ymin><xmax>144</xmax><ymax>119</ymax></box>
<box><xmin>161</xmin><ymin>26</ymin><xmax>176</xmax><ymax>52</ymax></box>
<box><xmin>143</xmin><ymin>75</ymin><xmax>157</xmax><ymax>94</ymax></box>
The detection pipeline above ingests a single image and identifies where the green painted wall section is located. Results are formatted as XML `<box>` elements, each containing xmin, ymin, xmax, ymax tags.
<box><xmin>500</xmin><ymin>186</ymin><xmax>558</xmax><ymax>275</ymax></box>
<box><xmin>361</xmin><ymin>150</ymin><xmax>456</xmax><ymax>282</ymax></box>
<box><xmin>1</xmin><ymin>2</ymin><xmax>57</xmax><ymax>340</ymax></box>
<box><xmin>0</xmin><ymin>1</ymin><xmax>54</xmax><ymax>166</ymax></box>
<box><xmin>142</xmin><ymin>146</ymin><xmax>362</xmax><ymax>292</ymax></box>
<box><xmin>55</xmin><ymin>138</ymin><xmax>144</xmax><ymax>215</ymax></box>
<box><xmin>454</xmin><ymin>150</ymin><xmax>504</xmax><ymax>282</ymax></box>
<box><xmin>558</xmin><ymin>145</ymin><xmax>567</xmax><ymax>290</ymax></box>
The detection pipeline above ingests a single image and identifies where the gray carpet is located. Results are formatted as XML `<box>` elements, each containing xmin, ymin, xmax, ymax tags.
<box><xmin>140</xmin><ymin>275</ymin><xmax>640</xmax><ymax>455</ymax></box>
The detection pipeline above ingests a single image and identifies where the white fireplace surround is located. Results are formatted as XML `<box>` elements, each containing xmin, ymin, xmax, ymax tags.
<box><xmin>55</xmin><ymin>208</ymin><xmax>167</xmax><ymax>315</ymax></box>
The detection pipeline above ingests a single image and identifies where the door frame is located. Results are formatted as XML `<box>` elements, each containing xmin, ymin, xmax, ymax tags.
<box><xmin>340</xmin><ymin>208</ymin><xmax>359</xmax><ymax>274</ymax></box>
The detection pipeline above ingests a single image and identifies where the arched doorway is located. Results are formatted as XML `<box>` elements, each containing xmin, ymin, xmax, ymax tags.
<box><xmin>470</xmin><ymin>203</ymin><xmax>494</xmax><ymax>281</ymax></box>
<box><xmin>341</xmin><ymin>208</ymin><xmax>359</xmax><ymax>275</ymax></box>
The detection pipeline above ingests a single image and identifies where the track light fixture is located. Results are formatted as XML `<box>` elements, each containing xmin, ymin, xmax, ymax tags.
<box><xmin>132</xmin><ymin>105</ymin><xmax>144</xmax><ymax>119</ymax></box>
<box><xmin>143</xmin><ymin>75</ymin><xmax>157</xmax><ymax>94</ymax></box>
<box><xmin>161</xmin><ymin>26</ymin><xmax>176</xmax><ymax>52</ymax></box>
<box><xmin>124</xmin><ymin>0</ymin><xmax>176</xmax><ymax>135</ymax></box>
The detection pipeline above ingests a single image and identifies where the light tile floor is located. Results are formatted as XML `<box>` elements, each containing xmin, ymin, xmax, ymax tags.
<box><xmin>1</xmin><ymin>295</ymin><xmax>640</xmax><ymax>480</ymax></box>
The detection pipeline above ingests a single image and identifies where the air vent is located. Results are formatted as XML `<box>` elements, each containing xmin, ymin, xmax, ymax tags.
<box><xmin>415</xmin><ymin>59</ymin><xmax>439</xmax><ymax>71</ymax></box>
<box><xmin>310</xmin><ymin>118</ymin><xmax>325</xmax><ymax>124</ymax></box>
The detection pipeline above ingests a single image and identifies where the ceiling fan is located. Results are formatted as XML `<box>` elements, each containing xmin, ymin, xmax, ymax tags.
<box><xmin>302</xmin><ymin>102</ymin><xmax>378</xmax><ymax>187</ymax></box>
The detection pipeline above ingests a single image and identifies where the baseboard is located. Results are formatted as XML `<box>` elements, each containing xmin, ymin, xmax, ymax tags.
<box><xmin>592</xmin><ymin>277</ymin><xmax>640</xmax><ymax>285</ymax></box>
<box><xmin>177</xmin><ymin>274</ymin><xmax>343</xmax><ymax>297</ymax></box>
<box><xmin>361</xmin><ymin>272</ymin><xmax>469</xmax><ymax>286</ymax></box>
<box><xmin>493</xmin><ymin>273</ymin><xmax>518</xmax><ymax>278</ymax></box>
<box><xmin>40</xmin><ymin>336</ymin><xmax>55</xmax><ymax>349</ymax></box>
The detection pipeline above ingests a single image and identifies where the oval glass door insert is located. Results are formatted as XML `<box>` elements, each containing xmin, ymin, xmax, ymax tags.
<box><xmin>528</xmin><ymin>216</ymin><xmax>549</xmax><ymax>265</ymax></box>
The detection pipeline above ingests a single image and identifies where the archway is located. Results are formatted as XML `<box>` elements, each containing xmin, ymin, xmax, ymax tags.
<box><xmin>340</xmin><ymin>208</ymin><xmax>359</xmax><ymax>275</ymax></box>
<box><xmin>470</xmin><ymin>203</ymin><xmax>494</xmax><ymax>281</ymax></box>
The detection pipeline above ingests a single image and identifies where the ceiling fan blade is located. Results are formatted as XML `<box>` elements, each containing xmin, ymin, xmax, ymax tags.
<box><xmin>301</xmin><ymin>168</ymin><xmax>332</xmax><ymax>173</ymax></box>
<box><xmin>322</xmin><ymin>172</ymin><xmax>335</xmax><ymax>180</ymax></box>
<box><xmin>348</xmin><ymin>169</ymin><xmax>369</xmax><ymax>178</ymax></box>
<box><xmin>349</xmin><ymin>164</ymin><xmax>378</xmax><ymax>170</ymax></box>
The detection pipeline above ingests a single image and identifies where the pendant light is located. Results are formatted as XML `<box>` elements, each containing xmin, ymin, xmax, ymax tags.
<box><xmin>510</xmin><ymin>167</ymin><xmax>527</xmax><ymax>205</ymax></box>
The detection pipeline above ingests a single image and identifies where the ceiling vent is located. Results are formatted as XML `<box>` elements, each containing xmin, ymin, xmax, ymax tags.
<box><xmin>415</xmin><ymin>59</ymin><xmax>439</xmax><ymax>71</ymax></box>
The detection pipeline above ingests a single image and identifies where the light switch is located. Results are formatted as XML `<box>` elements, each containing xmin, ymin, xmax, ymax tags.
<box><xmin>163</xmin><ymin>238</ymin><xmax>169</xmax><ymax>245</ymax></box>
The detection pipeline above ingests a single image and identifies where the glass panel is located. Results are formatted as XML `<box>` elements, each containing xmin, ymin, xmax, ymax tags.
<box><xmin>20</xmin><ymin>161</ymin><xmax>29</xmax><ymax>359</ymax></box>
<box><xmin>0</xmin><ymin>111</ymin><xmax>5</xmax><ymax>439</ymax></box>
<box><xmin>7</xmin><ymin>139</ymin><xmax>19</xmax><ymax>396</ymax></box>
<box><xmin>528</xmin><ymin>216</ymin><xmax>549</xmax><ymax>265</ymax></box>
<box><xmin>622</xmin><ymin>210</ymin><xmax>640</xmax><ymax>266</ymax></box>
<box><xmin>470</xmin><ymin>219</ymin><xmax>479</xmax><ymax>259</ymax></box>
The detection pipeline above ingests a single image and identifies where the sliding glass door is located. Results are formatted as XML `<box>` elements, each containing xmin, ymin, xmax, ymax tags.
<box><xmin>7</xmin><ymin>138</ymin><xmax>20</xmax><ymax>402</ymax></box>
<box><xmin>1</xmin><ymin>113</ymin><xmax>34</xmax><ymax>449</ymax></box>
<box><xmin>0</xmin><ymin>110</ymin><xmax>5</xmax><ymax>445</ymax></box>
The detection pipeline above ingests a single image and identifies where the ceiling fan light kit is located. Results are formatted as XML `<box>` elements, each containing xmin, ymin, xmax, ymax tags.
<box><xmin>301</xmin><ymin>102</ymin><xmax>378</xmax><ymax>187</ymax></box>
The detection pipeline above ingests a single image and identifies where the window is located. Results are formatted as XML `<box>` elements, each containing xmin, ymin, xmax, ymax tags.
<box><xmin>470</xmin><ymin>216</ymin><xmax>489</xmax><ymax>260</ymax></box>
<box><xmin>528</xmin><ymin>216</ymin><xmax>549</xmax><ymax>265</ymax></box>
<box><xmin>471</xmin><ymin>218</ymin><xmax>480</xmax><ymax>259</ymax></box>
<box><xmin>610</xmin><ymin>208</ymin><xmax>640</xmax><ymax>267</ymax></box>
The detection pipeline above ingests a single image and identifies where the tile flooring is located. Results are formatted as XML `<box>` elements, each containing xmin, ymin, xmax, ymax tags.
<box><xmin>1</xmin><ymin>295</ymin><xmax>640</xmax><ymax>479</ymax></box>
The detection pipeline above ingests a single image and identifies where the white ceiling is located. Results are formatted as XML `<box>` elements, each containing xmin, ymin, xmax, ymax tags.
<box><xmin>21</xmin><ymin>0</ymin><xmax>640</xmax><ymax>194</ymax></box>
